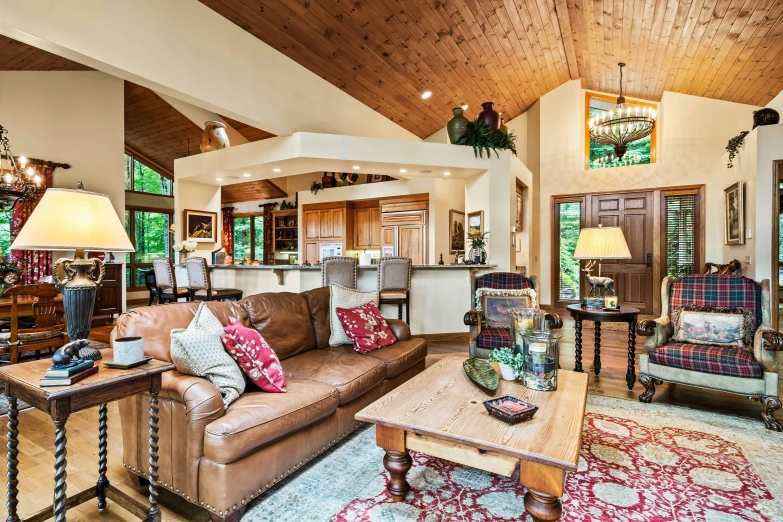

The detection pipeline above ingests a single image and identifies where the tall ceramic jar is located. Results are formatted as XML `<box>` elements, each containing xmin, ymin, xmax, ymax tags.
<box><xmin>200</xmin><ymin>121</ymin><xmax>230</xmax><ymax>152</ymax></box>
<box><xmin>447</xmin><ymin>107</ymin><xmax>469</xmax><ymax>143</ymax></box>
<box><xmin>477</xmin><ymin>102</ymin><xmax>500</xmax><ymax>131</ymax></box>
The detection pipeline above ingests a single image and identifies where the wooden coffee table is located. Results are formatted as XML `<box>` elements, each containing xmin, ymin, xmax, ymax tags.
<box><xmin>356</xmin><ymin>355</ymin><xmax>588</xmax><ymax>521</ymax></box>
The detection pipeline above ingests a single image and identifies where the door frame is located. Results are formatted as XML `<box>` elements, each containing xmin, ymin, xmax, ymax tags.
<box><xmin>551</xmin><ymin>195</ymin><xmax>586</xmax><ymax>310</ymax></box>
<box><xmin>551</xmin><ymin>184</ymin><xmax>706</xmax><ymax>315</ymax></box>
<box><xmin>772</xmin><ymin>161</ymin><xmax>782</xmax><ymax>330</ymax></box>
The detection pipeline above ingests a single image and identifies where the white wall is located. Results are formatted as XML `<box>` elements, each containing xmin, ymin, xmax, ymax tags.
<box><xmin>174</xmin><ymin>179</ymin><xmax>222</xmax><ymax>260</ymax></box>
<box><xmin>517</xmin><ymin>80</ymin><xmax>759</xmax><ymax>305</ymax></box>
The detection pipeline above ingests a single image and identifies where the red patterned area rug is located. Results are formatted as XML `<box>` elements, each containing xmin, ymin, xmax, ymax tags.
<box><xmin>243</xmin><ymin>396</ymin><xmax>783</xmax><ymax>522</ymax></box>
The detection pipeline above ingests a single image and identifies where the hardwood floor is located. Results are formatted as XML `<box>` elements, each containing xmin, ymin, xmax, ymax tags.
<box><xmin>1</xmin><ymin>318</ymin><xmax>776</xmax><ymax>521</ymax></box>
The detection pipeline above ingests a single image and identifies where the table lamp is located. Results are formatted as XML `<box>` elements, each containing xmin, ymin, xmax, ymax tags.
<box><xmin>10</xmin><ymin>185</ymin><xmax>134</xmax><ymax>358</ymax></box>
<box><xmin>573</xmin><ymin>225</ymin><xmax>631</xmax><ymax>310</ymax></box>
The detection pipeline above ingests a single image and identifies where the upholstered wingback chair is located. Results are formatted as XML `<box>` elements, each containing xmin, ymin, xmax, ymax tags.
<box><xmin>638</xmin><ymin>274</ymin><xmax>783</xmax><ymax>430</ymax></box>
<box><xmin>463</xmin><ymin>272</ymin><xmax>562</xmax><ymax>359</ymax></box>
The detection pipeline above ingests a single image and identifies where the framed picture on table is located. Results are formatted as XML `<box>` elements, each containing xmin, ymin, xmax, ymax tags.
<box><xmin>184</xmin><ymin>209</ymin><xmax>217</xmax><ymax>243</ymax></box>
<box><xmin>724</xmin><ymin>182</ymin><xmax>744</xmax><ymax>245</ymax></box>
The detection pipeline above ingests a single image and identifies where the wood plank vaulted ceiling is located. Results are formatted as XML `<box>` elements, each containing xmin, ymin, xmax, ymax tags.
<box><xmin>200</xmin><ymin>0</ymin><xmax>783</xmax><ymax>138</ymax></box>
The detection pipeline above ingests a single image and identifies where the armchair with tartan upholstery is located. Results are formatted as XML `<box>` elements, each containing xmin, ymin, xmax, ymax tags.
<box><xmin>637</xmin><ymin>274</ymin><xmax>783</xmax><ymax>431</ymax></box>
<box><xmin>463</xmin><ymin>271</ymin><xmax>562</xmax><ymax>359</ymax></box>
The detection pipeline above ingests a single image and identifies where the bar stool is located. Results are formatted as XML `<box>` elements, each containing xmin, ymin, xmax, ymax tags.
<box><xmin>378</xmin><ymin>257</ymin><xmax>412</xmax><ymax>324</ymax></box>
<box><xmin>321</xmin><ymin>256</ymin><xmax>358</xmax><ymax>289</ymax></box>
<box><xmin>152</xmin><ymin>258</ymin><xmax>192</xmax><ymax>303</ymax></box>
<box><xmin>186</xmin><ymin>257</ymin><xmax>243</xmax><ymax>302</ymax></box>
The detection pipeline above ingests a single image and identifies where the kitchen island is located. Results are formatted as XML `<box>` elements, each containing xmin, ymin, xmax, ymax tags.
<box><xmin>174</xmin><ymin>263</ymin><xmax>498</xmax><ymax>335</ymax></box>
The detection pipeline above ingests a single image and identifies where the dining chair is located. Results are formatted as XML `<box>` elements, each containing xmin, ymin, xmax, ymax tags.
<box><xmin>2</xmin><ymin>284</ymin><xmax>66</xmax><ymax>364</ymax></box>
<box><xmin>377</xmin><ymin>257</ymin><xmax>412</xmax><ymax>324</ymax></box>
<box><xmin>185</xmin><ymin>257</ymin><xmax>243</xmax><ymax>302</ymax></box>
<box><xmin>141</xmin><ymin>268</ymin><xmax>159</xmax><ymax>306</ymax></box>
<box><xmin>152</xmin><ymin>258</ymin><xmax>191</xmax><ymax>303</ymax></box>
<box><xmin>321</xmin><ymin>256</ymin><xmax>358</xmax><ymax>289</ymax></box>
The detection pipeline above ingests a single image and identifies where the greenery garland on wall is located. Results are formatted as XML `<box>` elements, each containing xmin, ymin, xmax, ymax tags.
<box><xmin>725</xmin><ymin>130</ymin><xmax>749</xmax><ymax>169</ymax></box>
<box><xmin>454</xmin><ymin>120</ymin><xmax>517</xmax><ymax>158</ymax></box>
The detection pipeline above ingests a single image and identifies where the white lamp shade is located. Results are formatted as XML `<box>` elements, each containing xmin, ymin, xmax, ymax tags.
<box><xmin>11</xmin><ymin>188</ymin><xmax>134</xmax><ymax>252</ymax></box>
<box><xmin>573</xmin><ymin>226</ymin><xmax>631</xmax><ymax>260</ymax></box>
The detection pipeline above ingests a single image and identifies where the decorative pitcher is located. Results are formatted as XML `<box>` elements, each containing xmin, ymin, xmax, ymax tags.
<box><xmin>200</xmin><ymin>121</ymin><xmax>230</xmax><ymax>152</ymax></box>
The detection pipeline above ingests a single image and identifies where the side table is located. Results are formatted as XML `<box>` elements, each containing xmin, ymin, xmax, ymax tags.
<box><xmin>566</xmin><ymin>304</ymin><xmax>640</xmax><ymax>390</ymax></box>
<box><xmin>0</xmin><ymin>350</ymin><xmax>175</xmax><ymax>522</ymax></box>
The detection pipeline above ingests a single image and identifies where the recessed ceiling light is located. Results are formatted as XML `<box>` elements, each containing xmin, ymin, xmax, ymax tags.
<box><xmin>273</xmin><ymin>168</ymin><xmax>281</xmax><ymax>173</ymax></box>
<box><xmin>461</xmin><ymin>104</ymin><xmax>468</xmax><ymax>110</ymax></box>
<box><xmin>352</xmin><ymin>165</ymin><xmax>360</xmax><ymax>169</ymax></box>
<box><xmin>443</xmin><ymin>171</ymin><xmax>451</xmax><ymax>176</ymax></box>
<box><xmin>216</xmin><ymin>178</ymin><xmax>223</xmax><ymax>182</ymax></box>
<box><xmin>399</xmin><ymin>168</ymin><xmax>407</xmax><ymax>173</ymax></box>
<box><xmin>421</xmin><ymin>91</ymin><xmax>432</xmax><ymax>99</ymax></box>
<box><xmin>243</xmin><ymin>173</ymin><xmax>251</xmax><ymax>177</ymax></box>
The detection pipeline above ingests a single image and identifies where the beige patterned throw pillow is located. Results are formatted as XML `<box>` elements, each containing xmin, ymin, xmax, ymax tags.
<box><xmin>329</xmin><ymin>283</ymin><xmax>379</xmax><ymax>346</ymax></box>
<box><xmin>170</xmin><ymin>303</ymin><xmax>245</xmax><ymax>408</ymax></box>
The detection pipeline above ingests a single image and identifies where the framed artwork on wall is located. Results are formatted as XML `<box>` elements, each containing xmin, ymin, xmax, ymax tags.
<box><xmin>724</xmin><ymin>181</ymin><xmax>744</xmax><ymax>245</ymax></box>
<box><xmin>467</xmin><ymin>210</ymin><xmax>484</xmax><ymax>237</ymax></box>
<box><xmin>449</xmin><ymin>210</ymin><xmax>465</xmax><ymax>253</ymax></box>
<box><xmin>184</xmin><ymin>209</ymin><xmax>217</xmax><ymax>243</ymax></box>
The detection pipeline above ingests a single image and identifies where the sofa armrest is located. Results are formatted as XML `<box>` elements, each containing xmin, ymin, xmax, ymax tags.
<box><xmin>386</xmin><ymin>319</ymin><xmax>411</xmax><ymax>341</ymax></box>
<box><xmin>160</xmin><ymin>370</ymin><xmax>226</xmax><ymax>420</ymax></box>
<box><xmin>755</xmin><ymin>326</ymin><xmax>782</xmax><ymax>373</ymax></box>
<box><xmin>637</xmin><ymin>317</ymin><xmax>671</xmax><ymax>349</ymax></box>
<box><xmin>464</xmin><ymin>309</ymin><xmax>480</xmax><ymax>326</ymax></box>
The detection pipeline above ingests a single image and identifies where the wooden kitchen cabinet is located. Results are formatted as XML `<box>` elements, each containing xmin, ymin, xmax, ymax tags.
<box><xmin>398</xmin><ymin>225</ymin><xmax>425</xmax><ymax>265</ymax></box>
<box><xmin>304</xmin><ymin>241</ymin><xmax>319</xmax><ymax>265</ymax></box>
<box><xmin>304</xmin><ymin>210</ymin><xmax>320</xmax><ymax>240</ymax></box>
<box><xmin>94</xmin><ymin>263</ymin><xmax>122</xmax><ymax>319</ymax></box>
<box><xmin>354</xmin><ymin>207</ymin><xmax>381</xmax><ymax>249</ymax></box>
<box><xmin>301</xmin><ymin>203</ymin><xmax>352</xmax><ymax>264</ymax></box>
<box><xmin>381</xmin><ymin>226</ymin><xmax>395</xmax><ymax>247</ymax></box>
<box><xmin>330</xmin><ymin>209</ymin><xmax>345</xmax><ymax>239</ymax></box>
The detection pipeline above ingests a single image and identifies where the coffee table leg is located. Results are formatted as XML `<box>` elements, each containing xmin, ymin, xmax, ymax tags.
<box><xmin>53</xmin><ymin>417</ymin><xmax>68</xmax><ymax>522</ymax></box>
<box><xmin>383</xmin><ymin>450</ymin><xmax>411</xmax><ymax>502</ymax></box>
<box><xmin>97</xmin><ymin>403</ymin><xmax>109</xmax><ymax>510</ymax></box>
<box><xmin>593</xmin><ymin>321</ymin><xmax>601</xmax><ymax>375</ymax></box>
<box><xmin>145</xmin><ymin>391</ymin><xmax>162</xmax><ymax>522</ymax></box>
<box><xmin>524</xmin><ymin>490</ymin><xmax>563</xmax><ymax>521</ymax></box>
<box><xmin>6</xmin><ymin>395</ymin><xmax>20</xmax><ymax>522</ymax></box>
<box><xmin>626</xmin><ymin>320</ymin><xmax>636</xmax><ymax>390</ymax></box>
<box><xmin>574</xmin><ymin>318</ymin><xmax>583</xmax><ymax>372</ymax></box>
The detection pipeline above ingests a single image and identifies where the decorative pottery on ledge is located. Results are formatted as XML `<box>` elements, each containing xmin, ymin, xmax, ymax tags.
<box><xmin>447</xmin><ymin>107</ymin><xmax>469</xmax><ymax>143</ymax></box>
<box><xmin>477</xmin><ymin>102</ymin><xmax>500</xmax><ymax>132</ymax></box>
<box><xmin>753</xmin><ymin>108</ymin><xmax>779</xmax><ymax>129</ymax></box>
<box><xmin>200</xmin><ymin>121</ymin><xmax>230</xmax><ymax>152</ymax></box>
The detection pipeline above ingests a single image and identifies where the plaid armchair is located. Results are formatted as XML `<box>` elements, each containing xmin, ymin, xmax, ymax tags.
<box><xmin>638</xmin><ymin>274</ymin><xmax>783</xmax><ymax>431</ymax></box>
<box><xmin>463</xmin><ymin>272</ymin><xmax>562</xmax><ymax>359</ymax></box>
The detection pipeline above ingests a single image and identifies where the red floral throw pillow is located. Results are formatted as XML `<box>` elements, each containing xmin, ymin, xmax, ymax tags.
<box><xmin>335</xmin><ymin>302</ymin><xmax>397</xmax><ymax>354</ymax></box>
<box><xmin>221</xmin><ymin>317</ymin><xmax>286</xmax><ymax>393</ymax></box>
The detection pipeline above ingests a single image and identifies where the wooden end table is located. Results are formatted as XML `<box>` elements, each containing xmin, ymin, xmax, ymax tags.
<box><xmin>566</xmin><ymin>304</ymin><xmax>640</xmax><ymax>390</ymax></box>
<box><xmin>0</xmin><ymin>350</ymin><xmax>175</xmax><ymax>522</ymax></box>
<box><xmin>356</xmin><ymin>356</ymin><xmax>588</xmax><ymax>521</ymax></box>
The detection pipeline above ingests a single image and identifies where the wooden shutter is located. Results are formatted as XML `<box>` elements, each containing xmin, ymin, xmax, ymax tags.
<box><xmin>663</xmin><ymin>193</ymin><xmax>699</xmax><ymax>278</ymax></box>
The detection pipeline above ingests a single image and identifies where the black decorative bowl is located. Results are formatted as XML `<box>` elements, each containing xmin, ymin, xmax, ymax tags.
<box><xmin>483</xmin><ymin>396</ymin><xmax>538</xmax><ymax>424</ymax></box>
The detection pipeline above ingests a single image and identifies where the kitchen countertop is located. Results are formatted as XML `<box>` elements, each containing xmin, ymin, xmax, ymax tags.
<box><xmin>204</xmin><ymin>264</ymin><xmax>498</xmax><ymax>270</ymax></box>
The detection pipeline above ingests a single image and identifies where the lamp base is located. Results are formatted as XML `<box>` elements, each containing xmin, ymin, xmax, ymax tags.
<box><xmin>54</xmin><ymin>249</ymin><xmax>105</xmax><ymax>358</ymax></box>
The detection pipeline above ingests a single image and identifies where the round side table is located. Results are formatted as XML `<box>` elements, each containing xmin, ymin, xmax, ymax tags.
<box><xmin>566</xmin><ymin>304</ymin><xmax>640</xmax><ymax>390</ymax></box>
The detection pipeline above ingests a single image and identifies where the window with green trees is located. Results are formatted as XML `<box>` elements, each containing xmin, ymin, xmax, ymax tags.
<box><xmin>0</xmin><ymin>211</ymin><xmax>10</xmax><ymax>259</ymax></box>
<box><xmin>587</xmin><ymin>93</ymin><xmax>655</xmax><ymax>170</ymax></box>
<box><xmin>555</xmin><ymin>200</ymin><xmax>583</xmax><ymax>303</ymax></box>
<box><xmin>125</xmin><ymin>153</ymin><xmax>172</xmax><ymax>196</ymax></box>
<box><xmin>232</xmin><ymin>215</ymin><xmax>264</xmax><ymax>263</ymax></box>
<box><xmin>125</xmin><ymin>208</ymin><xmax>172</xmax><ymax>288</ymax></box>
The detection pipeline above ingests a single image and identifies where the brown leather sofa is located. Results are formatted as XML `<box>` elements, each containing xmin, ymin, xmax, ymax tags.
<box><xmin>114</xmin><ymin>287</ymin><xmax>427</xmax><ymax>522</ymax></box>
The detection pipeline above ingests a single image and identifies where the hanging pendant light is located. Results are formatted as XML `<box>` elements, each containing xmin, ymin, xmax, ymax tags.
<box><xmin>0</xmin><ymin>124</ymin><xmax>44</xmax><ymax>211</ymax></box>
<box><xmin>588</xmin><ymin>63</ymin><xmax>656</xmax><ymax>160</ymax></box>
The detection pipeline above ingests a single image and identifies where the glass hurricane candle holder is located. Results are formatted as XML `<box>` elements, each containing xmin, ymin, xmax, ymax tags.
<box><xmin>509</xmin><ymin>308</ymin><xmax>547</xmax><ymax>355</ymax></box>
<box><xmin>521</xmin><ymin>330</ymin><xmax>561</xmax><ymax>391</ymax></box>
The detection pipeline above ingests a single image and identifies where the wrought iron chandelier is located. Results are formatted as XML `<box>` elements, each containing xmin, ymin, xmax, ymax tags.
<box><xmin>0</xmin><ymin>123</ymin><xmax>43</xmax><ymax>211</ymax></box>
<box><xmin>588</xmin><ymin>63</ymin><xmax>656</xmax><ymax>160</ymax></box>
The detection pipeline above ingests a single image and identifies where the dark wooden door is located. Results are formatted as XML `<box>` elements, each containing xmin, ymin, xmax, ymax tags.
<box><xmin>590</xmin><ymin>191</ymin><xmax>655</xmax><ymax>314</ymax></box>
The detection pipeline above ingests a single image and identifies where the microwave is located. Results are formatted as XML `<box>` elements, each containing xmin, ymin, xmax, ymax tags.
<box><xmin>319</xmin><ymin>243</ymin><xmax>343</xmax><ymax>260</ymax></box>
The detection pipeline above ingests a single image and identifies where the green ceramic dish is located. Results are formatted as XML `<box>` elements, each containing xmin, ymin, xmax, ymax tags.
<box><xmin>463</xmin><ymin>358</ymin><xmax>499</xmax><ymax>394</ymax></box>
<box><xmin>102</xmin><ymin>356</ymin><xmax>153</xmax><ymax>370</ymax></box>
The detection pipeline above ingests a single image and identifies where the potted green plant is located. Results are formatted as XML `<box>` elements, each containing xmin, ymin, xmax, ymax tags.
<box><xmin>454</xmin><ymin>120</ymin><xmax>517</xmax><ymax>158</ymax></box>
<box><xmin>468</xmin><ymin>231</ymin><xmax>489</xmax><ymax>264</ymax></box>
<box><xmin>488</xmin><ymin>347</ymin><xmax>523</xmax><ymax>381</ymax></box>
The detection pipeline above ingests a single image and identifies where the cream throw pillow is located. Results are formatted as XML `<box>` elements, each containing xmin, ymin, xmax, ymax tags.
<box><xmin>329</xmin><ymin>283</ymin><xmax>379</xmax><ymax>346</ymax></box>
<box><xmin>170</xmin><ymin>303</ymin><xmax>245</xmax><ymax>408</ymax></box>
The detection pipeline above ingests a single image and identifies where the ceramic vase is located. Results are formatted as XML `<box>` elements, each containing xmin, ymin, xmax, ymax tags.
<box><xmin>200</xmin><ymin>121</ymin><xmax>230</xmax><ymax>152</ymax></box>
<box><xmin>447</xmin><ymin>107</ymin><xmax>469</xmax><ymax>143</ymax></box>
<box><xmin>498</xmin><ymin>363</ymin><xmax>517</xmax><ymax>381</ymax></box>
<box><xmin>469</xmin><ymin>247</ymin><xmax>487</xmax><ymax>264</ymax></box>
<box><xmin>478</xmin><ymin>102</ymin><xmax>500</xmax><ymax>131</ymax></box>
<box><xmin>753</xmin><ymin>108</ymin><xmax>780</xmax><ymax>129</ymax></box>
<box><xmin>113</xmin><ymin>336</ymin><xmax>145</xmax><ymax>364</ymax></box>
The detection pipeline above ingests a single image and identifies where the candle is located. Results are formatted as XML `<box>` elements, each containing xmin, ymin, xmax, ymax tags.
<box><xmin>605</xmin><ymin>295</ymin><xmax>619</xmax><ymax>310</ymax></box>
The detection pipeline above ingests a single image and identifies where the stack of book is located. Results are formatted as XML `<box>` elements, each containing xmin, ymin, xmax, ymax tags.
<box><xmin>40</xmin><ymin>359</ymin><xmax>98</xmax><ymax>387</ymax></box>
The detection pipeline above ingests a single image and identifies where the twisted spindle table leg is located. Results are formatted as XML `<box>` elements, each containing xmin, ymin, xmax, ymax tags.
<box><xmin>146</xmin><ymin>391</ymin><xmax>161</xmax><ymax>522</ymax></box>
<box><xmin>574</xmin><ymin>318</ymin><xmax>583</xmax><ymax>372</ymax></box>
<box><xmin>97</xmin><ymin>403</ymin><xmax>109</xmax><ymax>510</ymax></box>
<box><xmin>53</xmin><ymin>418</ymin><xmax>68</xmax><ymax>522</ymax></box>
<box><xmin>626</xmin><ymin>320</ymin><xmax>637</xmax><ymax>390</ymax></box>
<box><xmin>6</xmin><ymin>395</ymin><xmax>20</xmax><ymax>522</ymax></box>
<box><xmin>593</xmin><ymin>322</ymin><xmax>602</xmax><ymax>375</ymax></box>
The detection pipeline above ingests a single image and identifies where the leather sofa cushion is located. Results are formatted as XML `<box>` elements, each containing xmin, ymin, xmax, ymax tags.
<box><xmin>302</xmin><ymin>287</ymin><xmax>331</xmax><ymax>349</ymax></box>
<box><xmin>282</xmin><ymin>347</ymin><xmax>385</xmax><ymax>404</ymax></box>
<box><xmin>203</xmin><ymin>378</ymin><xmax>338</xmax><ymax>464</ymax></box>
<box><xmin>328</xmin><ymin>339</ymin><xmax>426</xmax><ymax>379</ymax></box>
<box><xmin>112</xmin><ymin>302</ymin><xmax>247</xmax><ymax>362</ymax></box>
<box><xmin>240</xmin><ymin>293</ymin><xmax>317</xmax><ymax>359</ymax></box>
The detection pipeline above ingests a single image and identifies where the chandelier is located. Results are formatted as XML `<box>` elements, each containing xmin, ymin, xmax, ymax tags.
<box><xmin>588</xmin><ymin>63</ymin><xmax>656</xmax><ymax>160</ymax></box>
<box><xmin>0</xmin><ymin>123</ymin><xmax>43</xmax><ymax>211</ymax></box>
